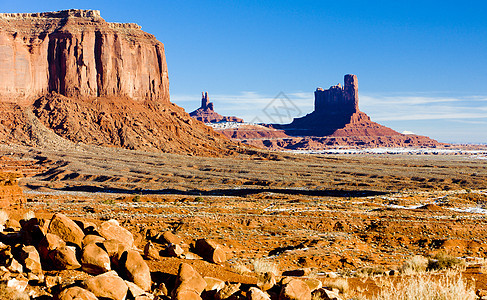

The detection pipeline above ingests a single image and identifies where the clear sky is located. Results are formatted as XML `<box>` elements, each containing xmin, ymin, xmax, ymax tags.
<box><xmin>2</xmin><ymin>0</ymin><xmax>486</xmax><ymax>144</ymax></box>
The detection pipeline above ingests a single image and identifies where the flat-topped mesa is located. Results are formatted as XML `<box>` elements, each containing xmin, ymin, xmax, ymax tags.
<box><xmin>0</xmin><ymin>9</ymin><xmax>168</xmax><ymax>105</ymax></box>
<box><xmin>0</xmin><ymin>9</ymin><xmax>101</xmax><ymax>19</ymax></box>
<box><xmin>314</xmin><ymin>74</ymin><xmax>359</xmax><ymax>115</ymax></box>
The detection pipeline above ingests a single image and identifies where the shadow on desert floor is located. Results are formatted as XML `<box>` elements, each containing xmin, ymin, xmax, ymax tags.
<box><xmin>32</xmin><ymin>184</ymin><xmax>389</xmax><ymax>198</ymax></box>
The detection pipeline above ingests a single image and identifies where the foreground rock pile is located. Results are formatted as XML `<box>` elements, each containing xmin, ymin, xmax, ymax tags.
<box><xmin>0</xmin><ymin>211</ymin><xmax>344</xmax><ymax>300</ymax></box>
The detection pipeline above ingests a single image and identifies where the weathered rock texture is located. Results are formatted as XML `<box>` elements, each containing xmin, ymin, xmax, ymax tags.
<box><xmin>190</xmin><ymin>92</ymin><xmax>244</xmax><ymax>123</ymax></box>
<box><xmin>218</xmin><ymin>75</ymin><xmax>441</xmax><ymax>150</ymax></box>
<box><xmin>0</xmin><ymin>9</ymin><xmax>168</xmax><ymax>105</ymax></box>
<box><xmin>0</xmin><ymin>10</ymin><xmax>241</xmax><ymax>156</ymax></box>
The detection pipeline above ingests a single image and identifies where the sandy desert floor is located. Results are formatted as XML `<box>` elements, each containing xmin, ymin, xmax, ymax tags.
<box><xmin>1</xmin><ymin>144</ymin><xmax>487</xmax><ymax>298</ymax></box>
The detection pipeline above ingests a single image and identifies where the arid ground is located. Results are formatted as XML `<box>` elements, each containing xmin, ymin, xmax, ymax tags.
<box><xmin>1</xmin><ymin>144</ymin><xmax>487</xmax><ymax>298</ymax></box>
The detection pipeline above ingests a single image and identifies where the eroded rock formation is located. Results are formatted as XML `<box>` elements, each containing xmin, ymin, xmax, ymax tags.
<box><xmin>282</xmin><ymin>74</ymin><xmax>399</xmax><ymax>137</ymax></box>
<box><xmin>0</xmin><ymin>10</ymin><xmax>242</xmax><ymax>156</ymax></box>
<box><xmin>218</xmin><ymin>75</ymin><xmax>441</xmax><ymax>150</ymax></box>
<box><xmin>190</xmin><ymin>92</ymin><xmax>244</xmax><ymax>123</ymax></box>
<box><xmin>0</xmin><ymin>9</ymin><xmax>168</xmax><ymax>105</ymax></box>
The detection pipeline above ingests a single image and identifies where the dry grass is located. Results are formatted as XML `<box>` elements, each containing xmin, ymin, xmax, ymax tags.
<box><xmin>400</xmin><ymin>255</ymin><xmax>428</xmax><ymax>275</ymax></box>
<box><xmin>252</xmin><ymin>258</ymin><xmax>280</xmax><ymax>276</ymax></box>
<box><xmin>356</xmin><ymin>266</ymin><xmax>386</xmax><ymax>278</ymax></box>
<box><xmin>427</xmin><ymin>252</ymin><xmax>464</xmax><ymax>271</ymax></box>
<box><xmin>230</xmin><ymin>262</ymin><xmax>253</xmax><ymax>275</ymax></box>
<box><xmin>21</xmin><ymin>210</ymin><xmax>35</xmax><ymax>221</ymax></box>
<box><xmin>360</xmin><ymin>270</ymin><xmax>476</xmax><ymax>300</ymax></box>
<box><xmin>0</xmin><ymin>283</ymin><xmax>29</xmax><ymax>300</ymax></box>
<box><xmin>322</xmin><ymin>277</ymin><xmax>349</xmax><ymax>294</ymax></box>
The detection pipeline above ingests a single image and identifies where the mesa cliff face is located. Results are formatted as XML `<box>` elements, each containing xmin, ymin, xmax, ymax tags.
<box><xmin>0</xmin><ymin>9</ymin><xmax>169</xmax><ymax>105</ymax></box>
<box><xmin>0</xmin><ymin>10</ymin><xmax>245</xmax><ymax>156</ymax></box>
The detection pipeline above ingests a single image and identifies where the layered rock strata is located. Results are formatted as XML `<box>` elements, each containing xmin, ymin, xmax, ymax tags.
<box><xmin>0</xmin><ymin>9</ymin><xmax>168</xmax><ymax>105</ymax></box>
<box><xmin>0</xmin><ymin>10</ymin><xmax>241</xmax><ymax>156</ymax></box>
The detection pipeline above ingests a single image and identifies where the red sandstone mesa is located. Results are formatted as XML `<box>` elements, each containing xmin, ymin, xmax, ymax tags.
<box><xmin>0</xmin><ymin>9</ymin><xmax>168</xmax><ymax>105</ymax></box>
<box><xmin>219</xmin><ymin>74</ymin><xmax>440</xmax><ymax>149</ymax></box>
<box><xmin>0</xmin><ymin>10</ymin><xmax>236</xmax><ymax>155</ymax></box>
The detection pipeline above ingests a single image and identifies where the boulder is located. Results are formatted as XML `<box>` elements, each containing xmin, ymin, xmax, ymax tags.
<box><xmin>304</xmin><ymin>278</ymin><xmax>322</xmax><ymax>292</ymax></box>
<box><xmin>81</xmin><ymin>242</ymin><xmax>111</xmax><ymax>275</ymax></box>
<box><xmin>279</xmin><ymin>279</ymin><xmax>311</xmax><ymax>300</ymax></box>
<box><xmin>20</xmin><ymin>218</ymin><xmax>46</xmax><ymax>246</ymax></box>
<box><xmin>20</xmin><ymin>245</ymin><xmax>42</xmax><ymax>275</ymax></box>
<box><xmin>166</xmin><ymin>243</ymin><xmax>184</xmax><ymax>257</ymax></box>
<box><xmin>153</xmin><ymin>282</ymin><xmax>168</xmax><ymax>297</ymax></box>
<box><xmin>158</xmin><ymin>231</ymin><xmax>182</xmax><ymax>245</ymax></box>
<box><xmin>39</xmin><ymin>233</ymin><xmax>66</xmax><ymax>260</ymax></box>
<box><xmin>126</xmin><ymin>280</ymin><xmax>149</xmax><ymax>298</ymax></box>
<box><xmin>7</xmin><ymin>277</ymin><xmax>29</xmax><ymax>293</ymax></box>
<box><xmin>204</xmin><ymin>277</ymin><xmax>225</xmax><ymax>292</ymax></box>
<box><xmin>82</xmin><ymin>235</ymin><xmax>105</xmax><ymax>248</ymax></box>
<box><xmin>5</xmin><ymin>219</ymin><xmax>21</xmax><ymax>231</ymax></box>
<box><xmin>174</xmin><ymin>290</ymin><xmax>202</xmax><ymax>300</ymax></box>
<box><xmin>248</xmin><ymin>287</ymin><xmax>271</xmax><ymax>300</ymax></box>
<box><xmin>119</xmin><ymin>250</ymin><xmax>151</xmax><ymax>291</ymax></box>
<box><xmin>98</xmin><ymin>220</ymin><xmax>134</xmax><ymax>248</ymax></box>
<box><xmin>312</xmin><ymin>288</ymin><xmax>343</xmax><ymax>300</ymax></box>
<box><xmin>215</xmin><ymin>282</ymin><xmax>241</xmax><ymax>300</ymax></box>
<box><xmin>6</xmin><ymin>257</ymin><xmax>23</xmax><ymax>273</ymax></box>
<box><xmin>0</xmin><ymin>210</ymin><xmax>8</xmax><ymax>226</ymax></box>
<box><xmin>45</xmin><ymin>275</ymin><xmax>62</xmax><ymax>290</ymax></box>
<box><xmin>143</xmin><ymin>242</ymin><xmax>160</xmax><ymax>260</ymax></box>
<box><xmin>57</xmin><ymin>286</ymin><xmax>98</xmax><ymax>300</ymax></box>
<box><xmin>50</xmin><ymin>245</ymin><xmax>81</xmax><ymax>270</ymax></box>
<box><xmin>101</xmin><ymin>239</ymin><xmax>128</xmax><ymax>258</ymax></box>
<box><xmin>84</xmin><ymin>270</ymin><xmax>128</xmax><ymax>300</ymax></box>
<box><xmin>48</xmin><ymin>213</ymin><xmax>85</xmax><ymax>248</ymax></box>
<box><xmin>194</xmin><ymin>239</ymin><xmax>226</xmax><ymax>264</ymax></box>
<box><xmin>172</xmin><ymin>263</ymin><xmax>207</xmax><ymax>299</ymax></box>
<box><xmin>257</xmin><ymin>271</ymin><xmax>276</xmax><ymax>291</ymax></box>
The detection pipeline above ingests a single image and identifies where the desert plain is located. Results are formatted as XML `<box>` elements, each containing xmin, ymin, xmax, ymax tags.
<box><xmin>1</xmin><ymin>142</ymin><xmax>487</xmax><ymax>299</ymax></box>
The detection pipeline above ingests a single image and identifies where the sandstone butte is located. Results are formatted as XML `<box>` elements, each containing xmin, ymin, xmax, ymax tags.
<box><xmin>189</xmin><ymin>91</ymin><xmax>244</xmax><ymax>123</ymax></box>
<box><xmin>219</xmin><ymin>74</ymin><xmax>441</xmax><ymax>150</ymax></box>
<box><xmin>0</xmin><ymin>9</ymin><xmax>240</xmax><ymax>156</ymax></box>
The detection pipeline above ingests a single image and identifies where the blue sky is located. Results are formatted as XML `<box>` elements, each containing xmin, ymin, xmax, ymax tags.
<box><xmin>2</xmin><ymin>0</ymin><xmax>486</xmax><ymax>143</ymax></box>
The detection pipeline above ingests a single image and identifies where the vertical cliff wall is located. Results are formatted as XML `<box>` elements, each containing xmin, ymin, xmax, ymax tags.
<box><xmin>283</xmin><ymin>74</ymin><xmax>403</xmax><ymax>137</ymax></box>
<box><xmin>0</xmin><ymin>10</ymin><xmax>249</xmax><ymax>156</ymax></box>
<box><xmin>314</xmin><ymin>74</ymin><xmax>359</xmax><ymax>115</ymax></box>
<box><xmin>0</xmin><ymin>9</ymin><xmax>169</xmax><ymax>105</ymax></box>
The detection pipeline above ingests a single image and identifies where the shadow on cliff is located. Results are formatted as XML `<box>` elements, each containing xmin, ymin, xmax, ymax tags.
<box><xmin>30</xmin><ymin>184</ymin><xmax>388</xmax><ymax>198</ymax></box>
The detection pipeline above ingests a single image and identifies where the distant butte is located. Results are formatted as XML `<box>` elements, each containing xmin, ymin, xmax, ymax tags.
<box><xmin>189</xmin><ymin>92</ymin><xmax>243</xmax><ymax>123</ymax></box>
<box><xmin>282</xmin><ymin>74</ymin><xmax>402</xmax><ymax>137</ymax></box>
<box><xmin>218</xmin><ymin>74</ymin><xmax>441</xmax><ymax>150</ymax></box>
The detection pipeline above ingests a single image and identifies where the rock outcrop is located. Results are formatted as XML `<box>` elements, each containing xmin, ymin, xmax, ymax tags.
<box><xmin>0</xmin><ymin>9</ymin><xmax>168</xmax><ymax>105</ymax></box>
<box><xmin>190</xmin><ymin>92</ymin><xmax>244</xmax><ymax>123</ymax></box>
<box><xmin>0</xmin><ymin>10</ymin><xmax>243</xmax><ymax>156</ymax></box>
<box><xmin>283</xmin><ymin>74</ymin><xmax>400</xmax><ymax>137</ymax></box>
<box><xmin>218</xmin><ymin>75</ymin><xmax>441</xmax><ymax>150</ymax></box>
